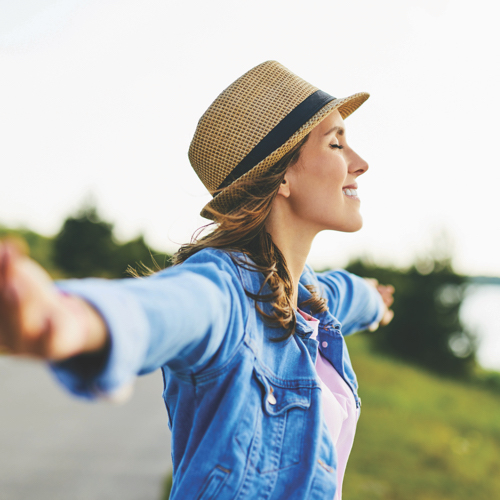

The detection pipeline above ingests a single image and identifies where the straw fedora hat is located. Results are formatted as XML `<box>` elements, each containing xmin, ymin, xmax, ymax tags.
<box><xmin>188</xmin><ymin>60</ymin><xmax>369</xmax><ymax>220</ymax></box>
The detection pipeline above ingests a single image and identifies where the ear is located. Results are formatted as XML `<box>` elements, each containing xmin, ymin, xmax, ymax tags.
<box><xmin>277</xmin><ymin>173</ymin><xmax>291</xmax><ymax>199</ymax></box>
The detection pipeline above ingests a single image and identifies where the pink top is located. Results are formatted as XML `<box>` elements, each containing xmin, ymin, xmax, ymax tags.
<box><xmin>298</xmin><ymin>310</ymin><xmax>358</xmax><ymax>500</ymax></box>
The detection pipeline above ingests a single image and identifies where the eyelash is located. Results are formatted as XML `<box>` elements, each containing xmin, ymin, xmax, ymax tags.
<box><xmin>330</xmin><ymin>144</ymin><xmax>344</xmax><ymax>150</ymax></box>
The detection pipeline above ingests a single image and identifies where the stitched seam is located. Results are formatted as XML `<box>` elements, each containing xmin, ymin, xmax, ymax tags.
<box><xmin>176</xmin><ymin>339</ymin><xmax>247</xmax><ymax>385</ymax></box>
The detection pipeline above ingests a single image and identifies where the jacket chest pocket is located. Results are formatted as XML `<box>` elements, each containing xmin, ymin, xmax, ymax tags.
<box><xmin>236</xmin><ymin>368</ymin><xmax>312</xmax><ymax>474</ymax></box>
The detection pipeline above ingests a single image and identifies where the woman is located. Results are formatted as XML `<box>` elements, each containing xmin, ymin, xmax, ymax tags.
<box><xmin>0</xmin><ymin>61</ymin><xmax>394</xmax><ymax>499</ymax></box>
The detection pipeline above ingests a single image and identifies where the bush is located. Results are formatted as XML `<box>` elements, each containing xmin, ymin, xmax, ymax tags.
<box><xmin>345</xmin><ymin>258</ymin><xmax>476</xmax><ymax>378</ymax></box>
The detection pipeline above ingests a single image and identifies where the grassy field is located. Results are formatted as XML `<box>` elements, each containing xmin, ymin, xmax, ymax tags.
<box><xmin>344</xmin><ymin>334</ymin><xmax>500</xmax><ymax>500</ymax></box>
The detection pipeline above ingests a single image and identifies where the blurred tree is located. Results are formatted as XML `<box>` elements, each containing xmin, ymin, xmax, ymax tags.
<box><xmin>54</xmin><ymin>206</ymin><xmax>117</xmax><ymax>278</ymax></box>
<box><xmin>346</xmin><ymin>256</ymin><xmax>476</xmax><ymax>378</ymax></box>
<box><xmin>53</xmin><ymin>205</ymin><xmax>171</xmax><ymax>278</ymax></box>
<box><xmin>115</xmin><ymin>235</ymin><xmax>172</xmax><ymax>276</ymax></box>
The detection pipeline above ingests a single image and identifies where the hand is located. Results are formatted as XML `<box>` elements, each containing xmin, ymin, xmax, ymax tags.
<box><xmin>364</xmin><ymin>278</ymin><xmax>395</xmax><ymax>330</ymax></box>
<box><xmin>0</xmin><ymin>239</ymin><xmax>108</xmax><ymax>361</ymax></box>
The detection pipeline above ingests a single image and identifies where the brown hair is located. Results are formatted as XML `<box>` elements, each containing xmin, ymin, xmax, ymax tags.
<box><xmin>174</xmin><ymin>135</ymin><xmax>328</xmax><ymax>340</ymax></box>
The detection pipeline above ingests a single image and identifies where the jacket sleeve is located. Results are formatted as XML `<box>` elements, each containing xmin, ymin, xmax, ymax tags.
<box><xmin>316</xmin><ymin>269</ymin><xmax>384</xmax><ymax>336</ymax></box>
<box><xmin>50</xmin><ymin>250</ymin><xmax>248</xmax><ymax>399</ymax></box>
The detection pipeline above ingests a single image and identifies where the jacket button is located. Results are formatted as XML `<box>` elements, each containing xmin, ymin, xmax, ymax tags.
<box><xmin>322</xmin><ymin>341</ymin><xmax>328</xmax><ymax>348</ymax></box>
<box><xmin>267</xmin><ymin>392</ymin><xmax>277</xmax><ymax>405</ymax></box>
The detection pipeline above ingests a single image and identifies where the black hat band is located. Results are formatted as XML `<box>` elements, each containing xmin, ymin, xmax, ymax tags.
<box><xmin>217</xmin><ymin>89</ymin><xmax>335</xmax><ymax>190</ymax></box>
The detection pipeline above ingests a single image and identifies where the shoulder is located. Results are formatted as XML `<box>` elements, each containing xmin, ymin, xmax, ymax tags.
<box><xmin>184</xmin><ymin>248</ymin><xmax>267</xmax><ymax>297</ymax></box>
<box><xmin>181</xmin><ymin>247</ymin><xmax>243</xmax><ymax>275</ymax></box>
<box><xmin>158</xmin><ymin>248</ymin><xmax>254</xmax><ymax>289</ymax></box>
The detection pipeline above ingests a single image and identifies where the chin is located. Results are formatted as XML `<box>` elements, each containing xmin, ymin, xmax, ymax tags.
<box><xmin>333</xmin><ymin>217</ymin><xmax>363</xmax><ymax>233</ymax></box>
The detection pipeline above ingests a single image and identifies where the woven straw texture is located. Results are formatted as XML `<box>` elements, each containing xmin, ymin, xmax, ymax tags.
<box><xmin>188</xmin><ymin>61</ymin><xmax>369</xmax><ymax>219</ymax></box>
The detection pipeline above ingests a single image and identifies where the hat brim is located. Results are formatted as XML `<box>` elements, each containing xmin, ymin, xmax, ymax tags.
<box><xmin>200</xmin><ymin>92</ymin><xmax>369</xmax><ymax>220</ymax></box>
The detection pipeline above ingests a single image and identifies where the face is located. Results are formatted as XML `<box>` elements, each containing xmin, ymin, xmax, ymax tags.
<box><xmin>280</xmin><ymin>109</ymin><xmax>369</xmax><ymax>234</ymax></box>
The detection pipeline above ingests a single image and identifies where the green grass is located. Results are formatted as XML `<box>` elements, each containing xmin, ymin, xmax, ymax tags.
<box><xmin>344</xmin><ymin>334</ymin><xmax>500</xmax><ymax>500</ymax></box>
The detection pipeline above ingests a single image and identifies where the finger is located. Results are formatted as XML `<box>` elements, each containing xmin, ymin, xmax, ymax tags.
<box><xmin>22</xmin><ymin>315</ymin><xmax>55</xmax><ymax>359</ymax></box>
<box><xmin>377</xmin><ymin>284</ymin><xmax>395</xmax><ymax>295</ymax></box>
<box><xmin>0</xmin><ymin>280</ymin><xmax>23</xmax><ymax>352</ymax></box>
<box><xmin>377</xmin><ymin>285</ymin><xmax>395</xmax><ymax>307</ymax></box>
<box><xmin>0</xmin><ymin>242</ymin><xmax>13</xmax><ymax>287</ymax></box>
<box><xmin>0</xmin><ymin>242</ymin><xmax>22</xmax><ymax>292</ymax></box>
<box><xmin>382</xmin><ymin>293</ymin><xmax>394</xmax><ymax>308</ymax></box>
<box><xmin>0</xmin><ymin>252</ymin><xmax>41</xmax><ymax>353</ymax></box>
<box><xmin>0</xmin><ymin>243</ymin><xmax>6</xmax><ymax>285</ymax></box>
<box><xmin>12</xmin><ymin>273</ymin><xmax>52</xmax><ymax>351</ymax></box>
<box><xmin>0</xmin><ymin>245</ymin><xmax>16</xmax><ymax>320</ymax></box>
<box><xmin>3</xmin><ymin>302</ymin><xmax>55</xmax><ymax>359</ymax></box>
<box><xmin>381</xmin><ymin>309</ymin><xmax>394</xmax><ymax>326</ymax></box>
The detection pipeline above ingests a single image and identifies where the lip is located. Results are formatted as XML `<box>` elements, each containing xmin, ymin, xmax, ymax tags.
<box><xmin>342</xmin><ymin>183</ymin><xmax>360</xmax><ymax>201</ymax></box>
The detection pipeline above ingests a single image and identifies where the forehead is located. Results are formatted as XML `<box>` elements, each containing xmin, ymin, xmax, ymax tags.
<box><xmin>311</xmin><ymin>109</ymin><xmax>345</xmax><ymax>138</ymax></box>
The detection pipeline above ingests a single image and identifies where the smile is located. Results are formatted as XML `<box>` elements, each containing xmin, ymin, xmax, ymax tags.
<box><xmin>342</xmin><ymin>188</ymin><xmax>358</xmax><ymax>198</ymax></box>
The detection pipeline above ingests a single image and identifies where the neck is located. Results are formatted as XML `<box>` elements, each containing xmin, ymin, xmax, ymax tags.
<box><xmin>265</xmin><ymin>203</ymin><xmax>318</xmax><ymax>308</ymax></box>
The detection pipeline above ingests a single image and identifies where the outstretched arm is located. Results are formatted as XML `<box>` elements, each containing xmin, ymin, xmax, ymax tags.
<box><xmin>315</xmin><ymin>269</ymin><xmax>394</xmax><ymax>335</ymax></box>
<box><xmin>1</xmin><ymin>241</ymin><xmax>248</xmax><ymax>399</ymax></box>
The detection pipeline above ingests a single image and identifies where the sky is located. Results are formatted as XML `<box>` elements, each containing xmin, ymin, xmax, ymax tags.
<box><xmin>0</xmin><ymin>0</ymin><xmax>499</xmax><ymax>276</ymax></box>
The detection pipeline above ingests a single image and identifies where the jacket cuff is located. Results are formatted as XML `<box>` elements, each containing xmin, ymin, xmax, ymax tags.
<box><xmin>49</xmin><ymin>279</ymin><xmax>149</xmax><ymax>400</ymax></box>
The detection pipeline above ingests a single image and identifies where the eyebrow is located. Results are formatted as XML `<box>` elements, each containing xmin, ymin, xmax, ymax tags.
<box><xmin>324</xmin><ymin>126</ymin><xmax>345</xmax><ymax>136</ymax></box>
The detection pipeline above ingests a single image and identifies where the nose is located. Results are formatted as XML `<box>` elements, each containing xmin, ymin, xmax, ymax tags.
<box><xmin>348</xmin><ymin>148</ymin><xmax>369</xmax><ymax>177</ymax></box>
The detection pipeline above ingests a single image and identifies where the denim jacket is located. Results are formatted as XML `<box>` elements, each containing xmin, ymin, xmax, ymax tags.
<box><xmin>52</xmin><ymin>248</ymin><xmax>383</xmax><ymax>500</ymax></box>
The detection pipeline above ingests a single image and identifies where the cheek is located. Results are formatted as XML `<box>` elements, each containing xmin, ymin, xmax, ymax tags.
<box><xmin>287</xmin><ymin>153</ymin><xmax>347</xmax><ymax>214</ymax></box>
<box><xmin>308</xmin><ymin>160</ymin><xmax>346</xmax><ymax>200</ymax></box>
<box><xmin>288</xmin><ymin>166</ymin><xmax>323</xmax><ymax>205</ymax></box>
<box><xmin>288</xmin><ymin>171</ymin><xmax>337</xmax><ymax>217</ymax></box>
<box><xmin>294</xmin><ymin>154</ymin><xmax>334</xmax><ymax>188</ymax></box>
